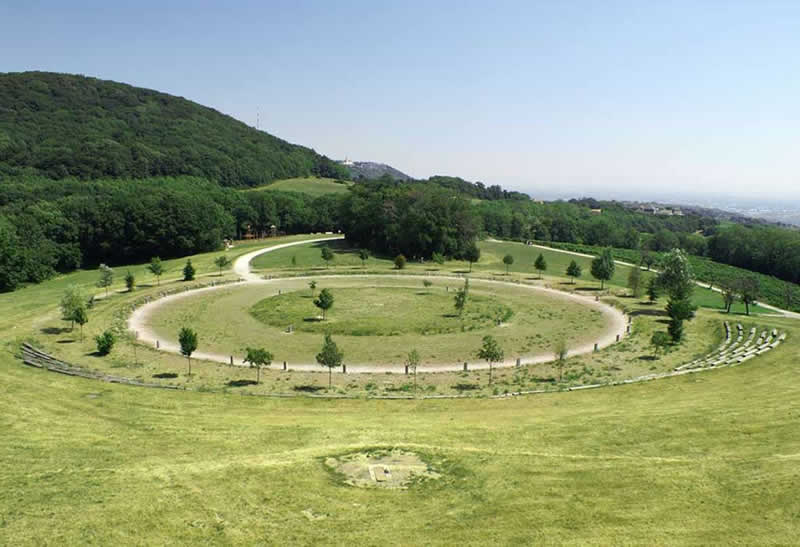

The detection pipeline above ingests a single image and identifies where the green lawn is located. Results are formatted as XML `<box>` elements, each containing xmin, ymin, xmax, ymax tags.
<box><xmin>2</xmin><ymin>235</ymin><xmax>799</xmax><ymax>544</ymax></box>
<box><xmin>245</xmin><ymin>176</ymin><xmax>353</xmax><ymax>197</ymax></box>
<box><xmin>146</xmin><ymin>277</ymin><xmax>609</xmax><ymax>365</ymax></box>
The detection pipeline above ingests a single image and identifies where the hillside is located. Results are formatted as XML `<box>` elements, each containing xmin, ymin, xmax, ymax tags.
<box><xmin>246</xmin><ymin>176</ymin><xmax>353</xmax><ymax>197</ymax></box>
<box><xmin>345</xmin><ymin>160</ymin><xmax>411</xmax><ymax>181</ymax></box>
<box><xmin>0</xmin><ymin>71</ymin><xmax>347</xmax><ymax>185</ymax></box>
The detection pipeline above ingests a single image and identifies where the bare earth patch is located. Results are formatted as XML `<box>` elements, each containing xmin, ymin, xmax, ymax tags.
<box><xmin>325</xmin><ymin>449</ymin><xmax>440</xmax><ymax>489</ymax></box>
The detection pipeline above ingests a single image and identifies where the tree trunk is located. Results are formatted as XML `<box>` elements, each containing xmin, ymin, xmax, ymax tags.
<box><xmin>469</xmin><ymin>262</ymin><xmax>473</xmax><ymax>272</ymax></box>
<box><xmin>489</xmin><ymin>362</ymin><xmax>493</xmax><ymax>385</ymax></box>
<box><xmin>414</xmin><ymin>370</ymin><xmax>417</xmax><ymax>393</ymax></box>
<box><xmin>257</xmin><ymin>366</ymin><xmax>260</xmax><ymax>384</ymax></box>
<box><xmin>188</xmin><ymin>356</ymin><xmax>192</xmax><ymax>376</ymax></box>
<box><xmin>328</xmin><ymin>368</ymin><xmax>332</xmax><ymax>388</ymax></box>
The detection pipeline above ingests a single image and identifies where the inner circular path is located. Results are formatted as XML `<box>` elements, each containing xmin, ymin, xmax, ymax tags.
<box><xmin>129</xmin><ymin>239</ymin><xmax>627</xmax><ymax>373</ymax></box>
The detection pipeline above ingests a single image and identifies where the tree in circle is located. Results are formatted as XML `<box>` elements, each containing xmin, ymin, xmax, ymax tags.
<box><xmin>309</xmin><ymin>279</ymin><xmax>317</xmax><ymax>297</ymax></box>
<box><xmin>454</xmin><ymin>278</ymin><xmax>470</xmax><ymax>318</ymax></box>
<box><xmin>316</xmin><ymin>333</ymin><xmax>343</xmax><ymax>389</ymax></box>
<box><xmin>534</xmin><ymin>253</ymin><xmax>547</xmax><ymax>279</ymax></box>
<box><xmin>477</xmin><ymin>335</ymin><xmax>504</xmax><ymax>385</ymax></box>
<box><xmin>148</xmin><ymin>257</ymin><xmax>164</xmax><ymax>286</ymax></box>
<box><xmin>178</xmin><ymin>327</ymin><xmax>198</xmax><ymax>375</ymax></box>
<box><xmin>406</xmin><ymin>349</ymin><xmax>421</xmax><ymax>393</ymax></box>
<box><xmin>394</xmin><ymin>254</ymin><xmax>406</xmax><ymax>270</ymax></box>
<box><xmin>566</xmin><ymin>260</ymin><xmax>582</xmax><ymax>284</ymax></box>
<box><xmin>97</xmin><ymin>264</ymin><xmax>113</xmax><ymax>296</ymax></box>
<box><xmin>464</xmin><ymin>242</ymin><xmax>480</xmax><ymax>272</ymax></box>
<box><xmin>590</xmin><ymin>248</ymin><xmax>615</xmax><ymax>289</ymax></box>
<box><xmin>214</xmin><ymin>255</ymin><xmax>231</xmax><ymax>276</ymax></box>
<box><xmin>183</xmin><ymin>259</ymin><xmax>196</xmax><ymax>281</ymax></box>
<box><xmin>314</xmin><ymin>288</ymin><xmax>334</xmax><ymax>320</ymax></box>
<box><xmin>321</xmin><ymin>246</ymin><xmax>334</xmax><ymax>269</ymax></box>
<box><xmin>244</xmin><ymin>347</ymin><xmax>273</xmax><ymax>384</ymax></box>
<box><xmin>358</xmin><ymin>249</ymin><xmax>369</xmax><ymax>268</ymax></box>
<box><xmin>502</xmin><ymin>254</ymin><xmax>514</xmax><ymax>275</ymax></box>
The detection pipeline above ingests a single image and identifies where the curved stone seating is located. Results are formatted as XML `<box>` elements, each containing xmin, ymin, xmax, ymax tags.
<box><xmin>674</xmin><ymin>321</ymin><xmax>786</xmax><ymax>372</ymax></box>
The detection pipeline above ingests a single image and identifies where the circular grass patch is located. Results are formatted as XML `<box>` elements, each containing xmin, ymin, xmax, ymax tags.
<box><xmin>249</xmin><ymin>287</ymin><xmax>513</xmax><ymax>336</ymax></box>
<box><xmin>324</xmin><ymin>449</ymin><xmax>440</xmax><ymax>489</ymax></box>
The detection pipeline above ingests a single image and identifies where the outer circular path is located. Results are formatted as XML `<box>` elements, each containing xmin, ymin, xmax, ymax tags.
<box><xmin>129</xmin><ymin>236</ymin><xmax>628</xmax><ymax>373</ymax></box>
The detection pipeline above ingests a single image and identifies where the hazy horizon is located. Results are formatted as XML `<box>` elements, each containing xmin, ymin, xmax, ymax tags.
<box><xmin>3</xmin><ymin>1</ymin><xmax>799</xmax><ymax>202</ymax></box>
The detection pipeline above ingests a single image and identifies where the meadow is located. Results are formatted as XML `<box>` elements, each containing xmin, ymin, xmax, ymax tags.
<box><xmin>244</xmin><ymin>176</ymin><xmax>353</xmax><ymax>197</ymax></box>
<box><xmin>2</xmin><ymin>235</ymin><xmax>798</xmax><ymax>544</ymax></box>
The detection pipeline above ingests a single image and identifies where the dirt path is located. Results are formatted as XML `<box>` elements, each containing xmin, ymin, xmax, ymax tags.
<box><xmin>129</xmin><ymin>239</ymin><xmax>628</xmax><ymax>374</ymax></box>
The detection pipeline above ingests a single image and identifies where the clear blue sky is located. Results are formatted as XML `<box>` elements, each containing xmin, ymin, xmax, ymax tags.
<box><xmin>2</xmin><ymin>1</ymin><xmax>799</xmax><ymax>201</ymax></box>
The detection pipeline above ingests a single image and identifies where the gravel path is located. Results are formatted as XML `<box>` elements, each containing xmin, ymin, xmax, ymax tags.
<box><xmin>129</xmin><ymin>238</ymin><xmax>628</xmax><ymax>374</ymax></box>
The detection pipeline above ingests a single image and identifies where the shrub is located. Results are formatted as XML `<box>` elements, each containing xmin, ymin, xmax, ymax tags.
<box><xmin>394</xmin><ymin>254</ymin><xmax>406</xmax><ymax>269</ymax></box>
<box><xmin>95</xmin><ymin>330</ymin><xmax>116</xmax><ymax>356</ymax></box>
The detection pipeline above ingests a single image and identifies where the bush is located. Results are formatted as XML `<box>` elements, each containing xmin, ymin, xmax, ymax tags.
<box><xmin>394</xmin><ymin>254</ymin><xmax>406</xmax><ymax>269</ymax></box>
<box><xmin>95</xmin><ymin>330</ymin><xmax>116</xmax><ymax>355</ymax></box>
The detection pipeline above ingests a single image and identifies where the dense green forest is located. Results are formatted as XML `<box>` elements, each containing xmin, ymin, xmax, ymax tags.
<box><xmin>0</xmin><ymin>72</ymin><xmax>347</xmax><ymax>184</ymax></box>
<box><xmin>3</xmin><ymin>71</ymin><xmax>800</xmax><ymax>301</ymax></box>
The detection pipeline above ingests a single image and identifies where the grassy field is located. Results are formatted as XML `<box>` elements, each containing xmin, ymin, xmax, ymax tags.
<box><xmin>145</xmin><ymin>277</ymin><xmax>610</xmax><ymax>365</ymax></box>
<box><xmin>245</xmin><ymin>177</ymin><xmax>353</xmax><ymax>197</ymax></box>
<box><xmin>2</xmin><ymin>234</ymin><xmax>799</xmax><ymax>544</ymax></box>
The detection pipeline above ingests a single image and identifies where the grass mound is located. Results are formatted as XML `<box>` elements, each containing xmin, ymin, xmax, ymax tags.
<box><xmin>249</xmin><ymin>287</ymin><xmax>512</xmax><ymax>336</ymax></box>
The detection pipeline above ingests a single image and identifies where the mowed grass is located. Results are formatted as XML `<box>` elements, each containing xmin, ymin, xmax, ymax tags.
<box><xmin>146</xmin><ymin>277</ymin><xmax>609</xmax><ymax>365</ymax></box>
<box><xmin>2</xmin><ymin>325</ymin><xmax>800</xmax><ymax>544</ymax></box>
<box><xmin>245</xmin><ymin>176</ymin><xmax>353</xmax><ymax>197</ymax></box>
<box><xmin>2</xmin><ymin>235</ymin><xmax>800</xmax><ymax>543</ymax></box>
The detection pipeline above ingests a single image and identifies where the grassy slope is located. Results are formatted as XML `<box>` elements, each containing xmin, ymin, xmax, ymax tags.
<box><xmin>2</xmin><ymin>327</ymin><xmax>799</xmax><ymax>544</ymax></box>
<box><xmin>2</xmin><ymin>235</ymin><xmax>799</xmax><ymax>543</ymax></box>
<box><xmin>245</xmin><ymin>177</ymin><xmax>353</xmax><ymax>197</ymax></box>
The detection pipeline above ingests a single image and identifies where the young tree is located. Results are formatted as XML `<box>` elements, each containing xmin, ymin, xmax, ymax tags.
<box><xmin>477</xmin><ymin>335</ymin><xmax>504</xmax><ymax>385</ymax></box>
<box><xmin>534</xmin><ymin>253</ymin><xmax>547</xmax><ymax>279</ymax></box>
<box><xmin>454</xmin><ymin>278</ymin><xmax>470</xmax><ymax>317</ymax></box>
<box><xmin>464</xmin><ymin>242</ymin><xmax>480</xmax><ymax>272</ymax></box>
<box><xmin>721</xmin><ymin>283</ymin><xmax>736</xmax><ymax>313</ymax></box>
<box><xmin>313</xmin><ymin>288</ymin><xmax>334</xmax><ymax>320</ymax></box>
<box><xmin>95</xmin><ymin>330</ymin><xmax>116</xmax><ymax>356</ymax></box>
<box><xmin>183</xmin><ymin>259</ymin><xmax>196</xmax><ymax>281</ymax></box>
<box><xmin>432</xmin><ymin>252</ymin><xmax>445</xmax><ymax>266</ymax></box>
<box><xmin>422</xmin><ymin>279</ymin><xmax>433</xmax><ymax>292</ymax></box>
<box><xmin>73</xmin><ymin>305</ymin><xmax>88</xmax><ymax>341</ymax></box>
<box><xmin>394</xmin><ymin>254</ymin><xmax>407</xmax><ymax>270</ymax></box>
<box><xmin>738</xmin><ymin>277</ymin><xmax>760</xmax><ymax>316</ymax></box>
<box><xmin>358</xmin><ymin>248</ymin><xmax>370</xmax><ymax>268</ymax></box>
<box><xmin>316</xmin><ymin>333</ymin><xmax>343</xmax><ymax>388</ymax></box>
<box><xmin>406</xmin><ymin>349</ymin><xmax>421</xmax><ymax>392</ymax></box>
<box><xmin>554</xmin><ymin>339</ymin><xmax>568</xmax><ymax>381</ymax></box>
<box><xmin>566</xmin><ymin>260</ymin><xmax>582</xmax><ymax>284</ymax></box>
<box><xmin>783</xmin><ymin>283</ymin><xmax>795</xmax><ymax>311</ymax></box>
<box><xmin>627</xmin><ymin>267</ymin><xmax>642</xmax><ymax>298</ymax></box>
<box><xmin>647</xmin><ymin>277</ymin><xmax>660</xmax><ymax>303</ymax></box>
<box><xmin>502</xmin><ymin>254</ymin><xmax>514</xmax><ymax>275</ymax></box>
<box><xmin>321</xmin><ymin>246</ymin><xmax>334</xmax><ymax>268</ymax></box>
<box><xmin>97</xmin><ymin>263</ymin><xmax>114</xmax><ymax>296</ymax></box>
<box><xmin>590</xmin><ymin>248</ymin><xmax>615</xmax><ymax>289</ymax></box>
<box><xmin>640</xmin><ymin>250</ymin><xmax>655</xmax><ymax>271</ymax></box>
<box><xmin>148</xmin><ymin>257</ymin><xmax>164</xmax><ymax>286</ymax></box>
<box><xmin>243</xmin><ymin>347</ymin><xmax>273</xmax><ymax>384</ymax></box>
<box><xmin>178</xmin><ymin>327</ymin><xmax>198</xmax><ymax>375</ymax></box>
<box><xmin>659</xmin><ymin>249</ymin><xmax>697</xmax><ymax>341</ymax></box>
<box><xmin>309</xmin><ymin>279</ymin><xmax>317</xmax><ymax>297</ymax></box>
<box><xmin>214</xmin><ymin>255</ymin><xmax>231</xmax><ymax>276</ymax></box>
<box><xmin>60</xmin><ymin>285</ymin><xmax>85</xmax><ymax>331</ymax></box>
<box><xmin>291</xmin><ymin>255</ymin><xmax>297</xmax><ymax>267</ymax></box>
<box><xmin>125</xmin><ymin>270</ymin><xmax>136</xmax><ymax>292</ymax></box>
<box><xmin>650</xmin><ymin>331</ymin><xmax>670</xmax><ymax>357</ymax></box>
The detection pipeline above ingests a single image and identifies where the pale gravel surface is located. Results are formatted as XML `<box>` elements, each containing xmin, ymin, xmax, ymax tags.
<box><xmin>129</xmin><ymin>237</ymin><xmax>628</xmax><ymax>374</ymax></box>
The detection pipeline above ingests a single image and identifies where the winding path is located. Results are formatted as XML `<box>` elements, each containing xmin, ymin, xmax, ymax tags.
<box><xmin>129</xmin><ymin>237</ymin><xmax>628</xmax><ymax>374</ymax></box>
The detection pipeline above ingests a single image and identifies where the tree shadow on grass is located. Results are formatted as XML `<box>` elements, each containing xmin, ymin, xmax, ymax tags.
<box><xmin>638</xmin><ymin>355</ymin><xmax>658</xmax><ymax>361</ymax></box>
<box><xmin>153</xmin><ymin>372</ymin><xmax>179</xmax><ymax>379</ymax></box>
<box><xmin>227</xmin><ymin>379</ymin><xmax>258</xmax><ymax>387</ymax></box>
<box><xmin>293</xmin><ymin>384</ymin><xmax>324</xmax><ymax>393</ymax></box>
<box><xmin>41</xmin><ymin>326</ymin><xmax>70</xmax><ymax>335</ymax></box>
<box><xmin>303</xmin><ymin>317</ymin><xmax>324</xmax><ymax>323</ymax></box>
<box><xmin>630</xmin><ymin>309</ymin><xmax>668</xmax><ymax>318</ymax></box>
<box><xmin>56</xmin><ymin>339</ymin><xmax>76</xmax><ymax>344</ymax></box>
<box><xmin>574</xmin><ymin>286</ymin><xmax>603</xmax><ymax>292</ymax></box>
<box><xmin>451</xmin><ymin>269</ymin><xmax>471</xmax><ymax>274</ymax></box>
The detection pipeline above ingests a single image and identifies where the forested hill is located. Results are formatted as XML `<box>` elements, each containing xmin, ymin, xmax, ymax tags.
<box><xmin>0</xmin><ymin>71</ymin><xmax>347</xmax><ymax>185</ymax></box>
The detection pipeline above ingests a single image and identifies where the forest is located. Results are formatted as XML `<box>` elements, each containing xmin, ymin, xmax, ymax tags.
<box><xmin>0</xmin><ymin>72</ymin><xmax>347</xmax><ymax>184</ymax></box>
